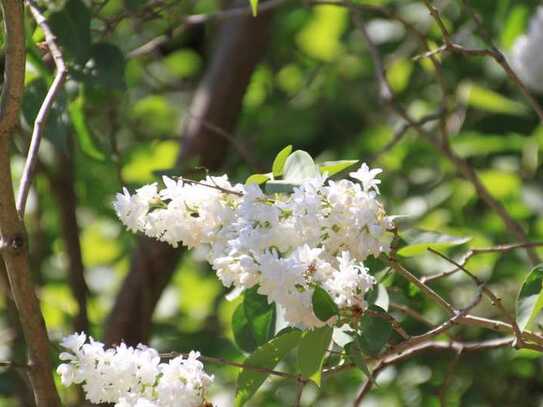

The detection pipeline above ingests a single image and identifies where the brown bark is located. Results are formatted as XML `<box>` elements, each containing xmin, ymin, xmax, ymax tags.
<box><xmin>50</xmin><ymin>147</ymin><xmax>89</xmax><ymax>333</ymax></box>
<box><xmin>0</xmin><ymin>0</ymin><xmax>61</xmax><ymax>405</ymax></box>
<box><xmin>104</xmin><ymin>6</ymin><xmax>273</xmax><ymax>346</ymax></box>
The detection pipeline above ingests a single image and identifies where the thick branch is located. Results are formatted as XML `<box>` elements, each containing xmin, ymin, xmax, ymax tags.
<box><xmin>49</xmin><ymin>149</ymin><xmax>89</xmax><ymax>333</ymax></box>
<box><xmin>0</xmin><ymin>0</ymin><xmax>61</xmax><ymax>404</ymax></box>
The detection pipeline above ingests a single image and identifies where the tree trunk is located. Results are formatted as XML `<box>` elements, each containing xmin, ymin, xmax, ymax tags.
<box><xmin>104</xmin><ymin>5</ymin><xmax>273</xmax><ymax>346</ymax></box>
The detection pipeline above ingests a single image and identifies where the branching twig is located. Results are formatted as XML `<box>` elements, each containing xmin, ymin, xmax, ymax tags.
<box><xmin>16</xmin><ymin>0</ymin><xmax>68</xmax><ymax>217</ymax></box>
<box><xmin>428</xmin><ymin>248</ymin><xmax>525</xmax><ymax>347</ymax></box>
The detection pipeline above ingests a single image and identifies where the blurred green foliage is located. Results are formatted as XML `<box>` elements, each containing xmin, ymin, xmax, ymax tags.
<box><xmin>3</xmin><ymin>0</ymin><xmax>543</xmax><ymax>405</ymax></box>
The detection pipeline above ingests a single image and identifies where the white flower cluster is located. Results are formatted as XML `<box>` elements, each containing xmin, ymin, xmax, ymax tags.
<box><xmin>511</xmin><ymin>7</ymin><xmax>543</xmax><ymax>93</ymax></box>
<box><xmin>114</xmin><ymin>163</ymin><xmax>393</xmax><ymax>328</ymax></box>
<box><xmin>57</xmin><ymin>332</ymin><xmax>213</xmax><ymax>407</ymax></box>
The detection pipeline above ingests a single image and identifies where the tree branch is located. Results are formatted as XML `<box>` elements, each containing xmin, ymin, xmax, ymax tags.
<box><xmin>16</xmin><ymin>0</ymin><xmax>68</xmax><ymax>217</ymax></box>
<box><xmin>0</xmin><ymin>0</ymin><xmax>61</xmax><ymax>404</ymax></box>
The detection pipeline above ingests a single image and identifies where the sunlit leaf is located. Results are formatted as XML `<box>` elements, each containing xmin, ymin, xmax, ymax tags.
<box><xmin>235</xmin><ymin>329</ymin><xmax>302</xmax><ymax>406</ymax></box>
<box><xmin>245</xmin><ymin>174</ymin><xmax>271</xmax><ymax>185</ymax></box>
<box><xmin>272</xmin><ymin>145</ymin><xmax>293</xmax><ymax>177</ymax></box>
<box><xmin>516</xmin><ymin>264</ymin><xmax>543</xmax><ymax>331</ymax></box>
<box><xmin>458</xmin><ymin>83</ymin><xmax>527</xmax><ymax>116</ymax></box>
<box><xmin>319</xmin><ymin>160</ymin><xmax>358</xmax><ymax>177</ymax></box>
<box><xmin>249</xmin><ymin>0</ymin><xmax>258</xmax><ymax>16</ymax></box>
<box><xmin>501</xmin><ymin>5</ymin><xmax>528</xmax><ymax>50</ymax></box>
<box><xmin>298</xmin><ymin>326</ymin><xmax>332</xmax><ymax>386</ymax></box>
<box><xmin>68</xmin><ymin>96</ymin><xmax>106</xmax><ymax>161</ymax></box>
<box><xmin>283</xmin><ymin>150</ymin><xmax>320</xmax><ymax>183</ymax></box>
<box><xmin>397</xmin><ymin>230</ymin><xmax>471</xmax><ymax>257</ymax></box>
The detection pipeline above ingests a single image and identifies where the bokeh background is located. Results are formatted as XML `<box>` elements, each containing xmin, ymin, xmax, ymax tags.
<box><xmin>4</xmin><ymin>0</ymin><xmax>543</xmax><ymax>405</ymax></box>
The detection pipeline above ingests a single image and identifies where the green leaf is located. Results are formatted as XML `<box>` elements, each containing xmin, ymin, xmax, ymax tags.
<box><xmin>366</xmin><ymin>284</ymin><xmax>389</xmax><ymax>311</ymax></box>
<box><xmin>22</xmin><ymin>79</ymin><xmax>70</xmax><ymax>153</ymax></box>
<box><xmin>283</xmin><ymin>150</ymin><xmax>320</xmax><ymax>183</ymax></box>
<box><xmin>516</xmin><ymin>264</ymin><xmax>543</xmax><ymax>331</ymax></box>
<box><xmin>264</xmin><ymin>180</ymin><xmax>299</xmax><ymax>194</ymax></box>
<box><xmin>245</xmin><ymin>174</ymin><xmax>271</xmax><ymax>185</ymax></box>
<box><xmin>235</xmin><ymin>329</ymin><xmax>302</xmax><ymax>407</ymax></box>
<box><xmin>358</xmin><ymin>305</ymin><xmax>392</xmax><ymax>356</ymax></box>
<box><xmin>249</xmin><ymin>0</ymin><xmax>258</xmax><ymax>16</ymax></box>
<box><xmin>272</xmin><ymin>145</ymin><xmax>292</xmax><ymax>177</ymax></box>
<box><xmin>49</xmin><ymin>0</ymin><xmax>91</xmax><ymax>64</ymax></box>
<box><xmin>458</xmin><ymin>83</ymin><xmax>527</xmax><ymax>116</ymax></box>
<box><xmin>244</xmin><ymin>287</ymin><xmax>276</xmax><ymax>347</ymax></box>
<box><xmin>397</xmin><ymin>230</ymin><xmax>471</xmax><ymax>257</ymax></box>
<box><xmin>68</xmin><ymin>96</ymin><xmax>105</xmax><ymax>161</ymax></box>
<box><xmin>501</xmin><ymin>5</ymin><xmax>528</xmax><ymax>50</ymax></box>
<box><xmin>232</xmin><ymin>288</ymin><xmax>276</xmax><ymax>352</ymax></box>
<box><xmin>298</xmin><ymin>326</ymin><xmax>332</xmax><ymax>386</ymax></box>
<box><xmin>232</xmin><ymin>303</ymin><xmax>258</xmax><ymax>353</ymax></box>
<box><xmin>345</xmin><ymin>340</ymin><xmax>372</xmax><ymax>379</ymax></box>
<box><xmin>312</xmin><ymin>286</ymin><xmax>339</xmax><ymax>322</ymax></box>
<box><xmin>85</xmin><ymin>43</ymin><xmax>126</xmax><ymax>90</ymax></box>
<box><xmin>319</xmin><ymin>160</ymin><xmax>358</xmax><ymax>177</ymax></box>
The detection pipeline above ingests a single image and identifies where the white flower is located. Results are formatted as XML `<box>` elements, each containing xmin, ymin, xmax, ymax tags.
<box><xmin>511</xmin><ymin>7</ymin><xmax>543</xmax><ymax>93</ymax></box>
<box><xmin>57</xmin><ymin>335</ymin><xmax>212</xmax><ymax>407</ymax></box>
<box><xmin>349</xmin><ymin>163</ymin><xmax>383</xmax><ymax>193</ymax></box>
<box><xmin>113</xmin><ymin>161</ymin><xmax>391</xmax><ymax>329</ymax></box>
<box><xmin>324</xmin><ymin>251</ymin><xmax>375</xmax><ymax>308</ymax></box>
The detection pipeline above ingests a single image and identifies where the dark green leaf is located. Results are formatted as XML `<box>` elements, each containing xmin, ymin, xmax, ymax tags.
<box><xmin>272</xmin><ymin>145</ymin><xmax>292</xmax><ymax>177</ymax></box>
<box><xmin>264</xmin><ymin>180</ymin><xmax>299</xmax><ymax>194</ymax></box>
<box><xmin>516</xmin><ymin>264</ymin><xmax>543</xmax><ymax>331</ymax></box>
<box><xmin>235</xmin><ymin>329</ymin><xmax>302</xmax><ymax>407</ymax></box>
<box><xmin>283</xmin><ymin>150</ymin><xmax>320</xmax><ymax>183</ymax></box>
<box><xmin>358</xmin><ymin>306</ymin><xmax>392</xmax><ymax>356</ymax></box>
<box><xmin>85</xmin><ymin>43</ymin><xmax>126</xmax><ymax>90</ymax></box>
<box><xmin>244</xmin><ymin>287</ymin><xmax>276</xmax><ymax>347</ymax></box>
<box><xmin>298</xmin><ymin>326</ymin><xmax>332</xmax><ymax>386</ymax></box>
<box><xmin>232</xmin><ymin>302</ymin><xmax>257</xmax><ymax>353</ymax></box>
<box><xmin>312</xmin><ymin>286</ymin><xmax>339</xmax><ymax>322</ymax></box>
<box><xmin>49</xmin><ymin>0</ymin><xmax>91</xmax><ymax>64</ymax></box>
<box><xmin>22</xmin><ymin>79</ymin><xmax>70</xmax><ymax>153</ymax></box>
<box><xmin>345</xmin><ymin>340</ymin><xmax>372</xmax><ymax>379</ymax></box>
<box><xmin>397</xmin><ymin>230</ymin><xmax>470</xmax><ymax>257</ymax></box>
<box><xmin>319</xmin><ymin>160</ymin><xmax>358</xmax><ymax>176</ymax></box>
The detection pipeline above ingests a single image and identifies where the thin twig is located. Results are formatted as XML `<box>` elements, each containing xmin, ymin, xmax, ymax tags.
<box><xmin>353</xmin><ymin>361</ymin><xmax>383</xmax><ymax>406</ymax></box>
<box><xmin>428</xmin><ymin>248</ymin><xmax>525</xmax><ymax>347</ymax></box>
<box><xmin>422</xmin><ymin>242</ymin><xmax>543</xmax><ymax>283</ymax></box>
<box><xmin>340</xmin><ymin>0</ymin><xmax>540</xmax><ymax>265</ymax></box>
<box><xmin>17</xmin><ymin>0</ymin><xmax>68</xmax><ymax>217</ymax></box>
<box><xmin>388</xmin><ymin>257</ymin><xmax>455</xmax><ymax>315</ymax></box>
<box><xmin>161</xmin><ymin>352</ymin><xmax>296</xmax><ymax>380</ymax></box>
